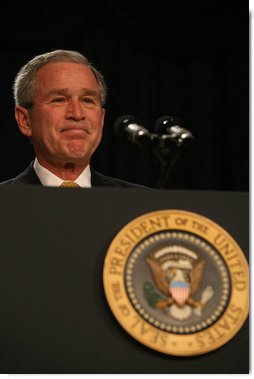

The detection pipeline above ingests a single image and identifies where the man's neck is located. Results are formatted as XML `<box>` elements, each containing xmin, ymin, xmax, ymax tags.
<box><xmin>36</xmin><ymin>158</ymin><xmax>89</xmax><ymax>181</ymax></box>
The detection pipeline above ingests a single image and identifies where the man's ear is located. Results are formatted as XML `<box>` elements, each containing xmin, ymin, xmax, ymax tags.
<box><xmin>15</xmin><ymin>106</ymin><xmax>32</xmax><ymax>137</ymax></box>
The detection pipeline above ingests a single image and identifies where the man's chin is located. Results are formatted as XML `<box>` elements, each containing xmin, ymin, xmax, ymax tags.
<box><xmin>61</xmin><ymin>140</ymin><xmax>99</xmax><ymax>164</ymax></box>
<box><xmin>64</xmin><ymin>142</ymin><xmax>90</xmax><ymax>158</ymax></box>
<box><xmin>59</xmin><ymin>149</ymin><xmax>90</xmax><ymax>166</ymax></box>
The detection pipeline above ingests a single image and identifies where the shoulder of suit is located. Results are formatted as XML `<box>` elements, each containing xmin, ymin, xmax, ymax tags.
<box><xmin>91</xmin><ymin>169</ymin><xmax>149</xmax><ymax>188</ymax></box>
<box><xmin>0</xmin><ymin>162</ymin><xmax>41</xmax><ymax>185</ymax></box>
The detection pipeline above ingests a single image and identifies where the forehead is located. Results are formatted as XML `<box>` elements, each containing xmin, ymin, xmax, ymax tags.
<box><xmin>35</xmin><ymin>61</ymin><xmax>99</xmax><ymax>92</ymax></box>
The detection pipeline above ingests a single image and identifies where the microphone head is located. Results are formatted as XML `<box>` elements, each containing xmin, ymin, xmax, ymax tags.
<box><xmin>154</xmin><ymin>115</ymin><xmax>182</xmax><ymax>135</ymax></box>
<box><xmin>113</xmin><ymin>114</ymin><xmax>153</xmax><ymax>149</ymax></box>
<box><xmin>114</xmin><ymin>114</ymin><xmax>141</xmax><ymax>138</ymax></box>
<box><xmin>154</xmin><ymin>115</ymin><xmax>194</xmax><ymax>148</ymax></box>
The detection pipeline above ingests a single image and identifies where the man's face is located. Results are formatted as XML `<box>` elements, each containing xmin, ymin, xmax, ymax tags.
<box><xmin>16</xmin><ymin>61</ymin><xmax>105</xmax><ymax>168</ymax></box>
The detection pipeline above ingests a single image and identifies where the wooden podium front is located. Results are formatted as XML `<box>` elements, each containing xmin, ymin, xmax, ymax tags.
<box><xmin>0</xmin><ymin>186</ymin><xmax>249</xmax><ymax>373</ymax></box>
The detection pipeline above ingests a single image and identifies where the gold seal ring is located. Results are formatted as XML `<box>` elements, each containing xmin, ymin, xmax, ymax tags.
<box><xmin>103</xmin><ymin>210</ymin><xmax>249</xmax><ymax>356</ymax></box>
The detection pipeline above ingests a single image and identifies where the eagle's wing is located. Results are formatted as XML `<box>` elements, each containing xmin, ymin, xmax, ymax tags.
<box><xmin>146</xmin><ymin>256</ymin><xmax>168</xmax><ymax>296</ymax></box>
<box><xmin>190</xmin><ymin>257</ymin><xmax>205</xmax><ymax>295</ymax></box>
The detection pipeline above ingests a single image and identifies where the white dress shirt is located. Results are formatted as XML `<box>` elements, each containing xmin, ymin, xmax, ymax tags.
<box><xmin>33</xmin><ymin>158</ymin><xmax>91</xmax><ymax>188</ymax></box>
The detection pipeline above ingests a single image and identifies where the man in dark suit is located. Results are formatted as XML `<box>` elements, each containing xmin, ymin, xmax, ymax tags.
<box><xmin>1</xmin><ymin>162</ymin><xmax>142</xmax><ymax>188</ymax></box>
<box><xmin>0</xmin><ymin>50</ymin><xmax>143</xmax><ymax>188</ymax></box>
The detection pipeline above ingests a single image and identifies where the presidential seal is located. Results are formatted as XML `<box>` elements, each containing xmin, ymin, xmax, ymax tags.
<box><xmin>103</xmin><ymin>210</ymin><xmax>249</xmax><ymax>356</ymax></box>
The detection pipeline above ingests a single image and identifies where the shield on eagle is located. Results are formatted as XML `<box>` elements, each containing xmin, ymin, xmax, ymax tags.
<box><xmin>170</xmin><ymin>281</ymin><xmax>191</xmax><ymax>306</ymax></box>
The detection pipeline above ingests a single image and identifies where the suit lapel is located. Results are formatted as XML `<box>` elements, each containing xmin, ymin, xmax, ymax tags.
<box><xmin>12</xmin><ymin>162</ymin><xmax>42</xmax><ymax>185</ymax></box>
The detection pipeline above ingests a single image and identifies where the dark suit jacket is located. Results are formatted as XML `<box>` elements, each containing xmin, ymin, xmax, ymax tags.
<box><xmin>0</xmin><ymin>162</ymin><xmax>145</xmax><ymax>188</ymax></box>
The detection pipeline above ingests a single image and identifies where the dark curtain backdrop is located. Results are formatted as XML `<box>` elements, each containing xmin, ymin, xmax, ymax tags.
<box><xmin>0</xmin><ymin>0</ymin><xmax>248</xmax><ymax>190</ymax></box>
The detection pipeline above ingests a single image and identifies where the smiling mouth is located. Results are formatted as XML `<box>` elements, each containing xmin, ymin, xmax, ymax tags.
<box><xmin>60</xmin><ymin>128</ymin><xmax>90</xmax><ymax>140</ymax></box>
<box><xmin>61</xmin><ymin>127</ymin><xmax>89</xmax><ymax>134</ymax></box>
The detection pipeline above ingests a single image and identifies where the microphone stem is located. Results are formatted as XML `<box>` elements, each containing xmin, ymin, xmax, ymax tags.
<box><xmin>149</xmin><ymin>145</ymin><xmax>166</xmax><ymax>167</ymax></box>
<box><xmin>155</xmin><ymin>149</ymin><xmax>180</xmax><ymax>188</ymax></box>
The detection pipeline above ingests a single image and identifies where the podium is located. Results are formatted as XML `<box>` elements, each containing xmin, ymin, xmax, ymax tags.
<box><xmin>0</xmin><ymin>186</ymin><xmax>248</xmax><ymax>374</ymax></box>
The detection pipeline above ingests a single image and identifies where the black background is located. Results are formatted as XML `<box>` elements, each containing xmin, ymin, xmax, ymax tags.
<box><xmin>0</xmin><ymin>1</ymin><xmax>248</xmax><ymax>190</ymax></box>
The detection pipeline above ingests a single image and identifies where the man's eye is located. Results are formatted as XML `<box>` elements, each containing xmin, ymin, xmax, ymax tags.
<box><xmin>83</xmin><ymin>97</ymin><xmax>95</xmax><ymax>104</ymax></box>
<box><xmin>52</xmin><ymin>97</ymin><xmax>65</xmax><ymax>103</ymax></box>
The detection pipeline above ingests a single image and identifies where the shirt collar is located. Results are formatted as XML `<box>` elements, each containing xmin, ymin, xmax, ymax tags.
<box><xmin>33</xmin><ymin>158</ymin><xmax>91</xmax><ymax>188</ymax></box>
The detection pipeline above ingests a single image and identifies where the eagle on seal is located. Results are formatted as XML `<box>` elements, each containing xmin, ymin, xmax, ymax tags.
<box><xmin>146</xmin><ymin>245</ymin><xmax>214</xmax><ymax>320</ymax></box>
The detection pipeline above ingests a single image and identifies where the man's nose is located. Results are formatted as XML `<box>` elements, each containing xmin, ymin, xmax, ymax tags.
<box><xmin>65</xmin><ymin>99</ymin><xmax>85</xmax><ymax>121</ymax></box>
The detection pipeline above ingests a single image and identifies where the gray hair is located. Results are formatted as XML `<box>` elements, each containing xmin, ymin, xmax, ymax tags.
<box><xmin>13</xmin><ymin>49</ymin><xmax>107</xmax><ymax>107</ymax></box>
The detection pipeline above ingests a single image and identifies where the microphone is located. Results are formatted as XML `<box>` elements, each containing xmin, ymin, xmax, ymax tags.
<box><xmin>114</xmin><ymin>115</ymin><xmax>159</xmax><ymax>148</ymax></box>
<box><xmin>154</xmin><ymin>115</ymin><xmax>194</xmax><ymax>147</ymax></box>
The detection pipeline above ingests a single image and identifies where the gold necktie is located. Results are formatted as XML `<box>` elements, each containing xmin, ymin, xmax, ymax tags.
<box><xmin>60</xmin><ymin>181</ymin><xmax>80</xmax><ymax>188</ymax></box>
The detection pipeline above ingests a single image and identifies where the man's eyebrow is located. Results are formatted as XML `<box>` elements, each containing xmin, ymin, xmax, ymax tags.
<box><xmin>45</xmin><ymin>88</ymin><xmax>99</xmax><ymax>98</ymax></box>
<box><xmin>80</xmin><ymin>89</ymin><xmax>99</xmax><ymax>97</ymax></box>
<box><xmin>46</xmin><ymin>88</ymin><xmax>69</xmax><ymax>96</ymax></box>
